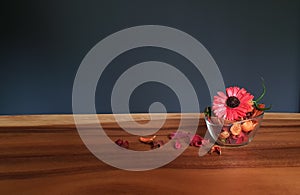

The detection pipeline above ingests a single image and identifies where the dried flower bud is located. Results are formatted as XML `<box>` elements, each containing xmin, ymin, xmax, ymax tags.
<box><xmin>241</xmin><ymin>120</ymin><xmax>257</xmax><ymax>132</ymax></box>
<box><xmin>219</xmin><ymin>131</ymin><xmax>230</xmax><ymax>139</ymax></box>
<box><xmin>230</xmin><ymin>123</ymin><xmax>242</xmax><ymax>136</ymax></box>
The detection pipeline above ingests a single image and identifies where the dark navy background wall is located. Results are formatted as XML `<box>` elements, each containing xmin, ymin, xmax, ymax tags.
<box><xmin>1</xmin><ymin>0</ymin><xmax>299</xmax><ymax>114</ymax></box>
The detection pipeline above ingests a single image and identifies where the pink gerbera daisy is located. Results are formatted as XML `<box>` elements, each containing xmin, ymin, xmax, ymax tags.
<box><xmin>212</xmin><ymin>87</ymin><xmax>254</xmax><ymax>121</ymax></box>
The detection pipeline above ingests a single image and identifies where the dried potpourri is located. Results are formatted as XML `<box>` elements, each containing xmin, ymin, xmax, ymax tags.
<box><xmin>205</xmin><ymin>80</ymin><xmax>271</xmax><ymax>146</ymax></box>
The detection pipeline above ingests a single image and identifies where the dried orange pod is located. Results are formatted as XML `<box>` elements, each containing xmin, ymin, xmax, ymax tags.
<box><xmin>248</xmin><ymin>100</ymin><xmax>254</xmax><ymax>112</ymax></box>
<box><xmin>139</xmin><ymin>135</ymin><xmax>156</xmax><ymax>143</ymax></box>
<box><xmin>230</xmin><ymin>123</ymin><xmax>242</xmax><ymax>136</ymax></box>
<box><xmin>219</xmin><ymin>131</ymin><xmax>230</xmax><ymax>139</ymax></box>
<box><xmin>252</xmin><ymin>110</ymin><xmax>263</xmax><ymax>118</ymax></box>
<box><xmin>252</xmin><ymin>104</ymin><xmax>265</xmax><ymax>117</ymax></box>
<box><xmin>257</xmin><ymin>104</ymin><xmax>265</xmax><ymax>109</ymax></box>
<box><xmin>224</xmin><ymin>119</ymin><xmax>234</xmax><ymax>125</ymax></box>
<box><xmin>241</xmin><ymin>120</ymin><xmax>255</xmax><ymax>132</ymax></box>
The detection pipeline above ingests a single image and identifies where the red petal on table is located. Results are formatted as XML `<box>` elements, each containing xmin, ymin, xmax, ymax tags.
<box><xmin>190</xmin><ymin>135</ymin><xmax>204</xmax><ymax>147</ymax></box>
<box><xmin>122</xmin><ymin>140</ymin><xmax>129</xmax><ymax>149</ymax></box>
<box><xmin>175</xmin><ymin>140</ymin><xmax>181</xmax><ymax>149</ymax></box>
<box><xmin>115</xmin><ymin>139</ymin><xmax>123</xmax><ymax>146</ymax></box>
<box><xmin>115</xmin><ymin>139</ymin><xmax>129</xmax><ymax>149</ymax></box>
<box><xmin>152</xmin><ymin>140</ymin><xmax>165</xmax><ymax>149</ymax></box>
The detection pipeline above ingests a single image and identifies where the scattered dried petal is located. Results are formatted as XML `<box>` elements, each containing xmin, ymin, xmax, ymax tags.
<box><xmin>115</xmin><ymin>139</ymin><xmax>123</xmax><ymax>146</ymax></box>
<box><xmin>115</xmin><ymin>139</ymin><xmax>129</xmax><ymax>149</ymax></box>
<box><xmin>151</xmin><ymin>140</ymin><xmax>164</xmax><ymax>149</ymax></box>
<box><xmin>175</xmin><ymin>140</ymin><xmax>181</xmax><ymax>149</ymax></box>
<box><xmin>209</xmin><ymin>145</ymin><xmax>221</xmax><ymax>155</ymax></box>
<box><xmin>139</xmin><ymin>135</ymin><xmax>156</xmax><ymax>144</ymax></box>
<box><xmin>169</xmin><ymin>132</ymin><xmax>176</xmax><ymax>139</ymax></box>
<box><xmin>190</xmin><ymin>134</ymin><xmax>209</xmax><ymax>147</ymax></box>
<box><xmin>190</xmin><ymin>135</ymin><xmax>203</xmax><ymax>147</ymax></box>
<box><xmin>122</xmin><ymin>140</ymin><xmax>129</xmax><ymax>149</ymax></box>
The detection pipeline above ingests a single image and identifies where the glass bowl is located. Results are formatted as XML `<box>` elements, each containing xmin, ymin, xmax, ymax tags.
<box><xmin>205</xmin><ymin>113</ymin><xmax>264</xmax><ymax>147</ymax></box>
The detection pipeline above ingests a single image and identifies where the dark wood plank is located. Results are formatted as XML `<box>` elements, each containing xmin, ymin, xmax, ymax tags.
<box><xmin>0</xmin><ymin>113</ymin><xmax>299</xmax><ymax>194</ymax></box>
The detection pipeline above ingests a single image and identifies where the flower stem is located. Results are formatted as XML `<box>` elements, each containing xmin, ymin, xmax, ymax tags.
<box><xmin>254</xmin><ymin>77</ymin><xmax>266</xmax><ymax>103</ymax></box>
<box><xmin>253</xmin><ymin>78</ymin><xmax>272</xmax><ymax>111</ymax></box>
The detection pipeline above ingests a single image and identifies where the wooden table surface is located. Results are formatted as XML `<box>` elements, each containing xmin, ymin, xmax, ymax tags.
<box><xmin>0</xmin><ymin>113</ymin><xmax>299</xmax><ymax>194</ymax></box>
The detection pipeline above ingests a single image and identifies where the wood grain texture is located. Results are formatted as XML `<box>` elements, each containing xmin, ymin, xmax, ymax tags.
<box><xmin>0</xmin><ymin>113</ymin><xmax>299</xmax><ymax>194</ymax></box>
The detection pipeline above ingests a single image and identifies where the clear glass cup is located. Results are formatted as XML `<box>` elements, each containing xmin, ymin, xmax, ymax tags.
<box><xmin>205</xmin><ymin>113</ymin><xmax>264</xmax><ymax>147</ymax></box>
